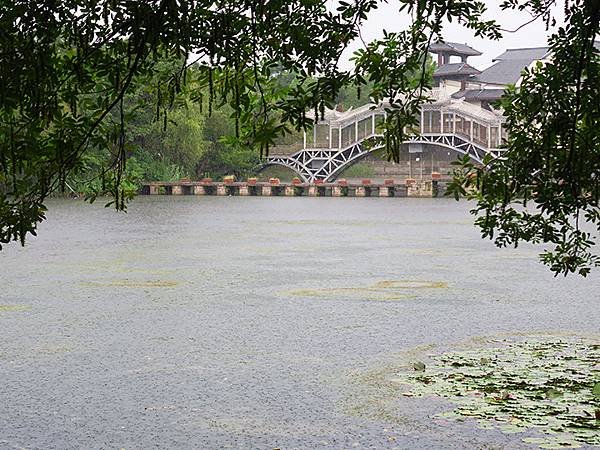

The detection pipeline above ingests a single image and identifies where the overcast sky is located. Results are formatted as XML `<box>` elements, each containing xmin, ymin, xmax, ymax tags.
<box><xmin>332</xmin><ymin>0</ymin><xmax>565</xmax><ymax>71</ymax></box>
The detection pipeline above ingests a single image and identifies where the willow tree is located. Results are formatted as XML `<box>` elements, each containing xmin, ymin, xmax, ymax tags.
<box><xmin>1</xmin><ymin>0</ymin><xmax>599</xmax><ymax>276</ymax></box>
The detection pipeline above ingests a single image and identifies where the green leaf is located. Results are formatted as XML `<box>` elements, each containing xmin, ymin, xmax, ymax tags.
<box><xmin>413</xmin><ymin>361</ymin><xmax>426</xmax><ymax>372</ymax></box>
<box><xmin>592</xmin><ymin>382</ymin><xmax>600</xmax><ymax>399</ymax></box>
<box><xmin>545</xmin><ymin>388</ymin><xmax>563</xmax><ymax>399</ymax></box>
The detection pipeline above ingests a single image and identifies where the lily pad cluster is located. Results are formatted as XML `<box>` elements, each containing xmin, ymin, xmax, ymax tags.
<box><xmin>394</xmin><ymin>338</ymin><xmax>600</xmax><ymax>448</ymax></box>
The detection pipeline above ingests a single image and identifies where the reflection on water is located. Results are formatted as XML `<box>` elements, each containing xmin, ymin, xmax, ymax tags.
<box><xmin>1</xmin><ymin>197</ymin><xmax>598</xmax><ymax>449</ymax></box>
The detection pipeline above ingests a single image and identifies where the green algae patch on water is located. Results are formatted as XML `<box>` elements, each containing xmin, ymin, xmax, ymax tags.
<box><xmin>390</xmin><ymin>337</ymin><xmax>600</xmax><ymax>448</ymax></box>
<box><xmin>0</xmin><ymin>304</ymin><xmax>31</xmax><ymax>313</ymax></box>
<box><xmin>81</xmin><ymin>279</ymin><xmax>179</xmax><ymax>288</ymax></box>
<box><xmin>286</xmin><ymin>288</ymin><xmax>418</xmax><ymax>302</ymax></box>
<box><xmin>282</xmin><ymin>280</ymin><xmax>448</xmax><ymax>302</ymax></box>
<box><xmin>372</xmin><ymin>280</ymin><xmax>448</xmax><ymax>289</ymax></box>
<box><xmin>37</xmin><ymin>345</ymin><xmax>73</xmax><ymax>356</ymax></box>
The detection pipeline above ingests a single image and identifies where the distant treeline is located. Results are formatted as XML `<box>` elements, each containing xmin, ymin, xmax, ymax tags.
<box><xmin>69</xmin><ymin>57</ymin><xmax>373</xmax><ymax>192</ymax></box>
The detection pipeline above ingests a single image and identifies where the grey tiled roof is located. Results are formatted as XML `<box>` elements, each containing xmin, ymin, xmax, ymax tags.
<box><xmin>433</xmin><ymin>63</ymin><xmax>481</xmax><ymax>77</ymax></box>
<box><xmin>443</xmin><ymin>42</ymin><xmax>599</xmax><ymax>87</ymax></box>
<box><xmin>493</xmin><ymin>42</ymin><xmax>599</xmax><ymax>62</ymax></box>
<box><xmin>472</xmin><ymin>58</ymin><xmax>542</xmax><ymax>85</ymax></box>
<box><xmin>471</xmin><ymin>59</ymin><xmax>531</xmax><ymax>85</ymax></box>
<box><xmin>430</xmin><ymin>41</ymin><xmax>482</xmax><ymax>56</ymax></box>
<box><xmin>471</xmin><ymin>47</ymin><xmax>549</xmax><ymax>85</ymax></box>
<box><xmin>492</xmin><ymin>47</ymin><xmax>549</xmax><ymax>62</ymax></box>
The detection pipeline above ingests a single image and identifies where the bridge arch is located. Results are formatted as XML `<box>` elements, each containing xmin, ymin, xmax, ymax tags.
<box><xmin>258</xmin><ymin>159</ymin><xmax>312</xmax><ymax>182</ymax></box>
<box><xmin>265</xmin><ymin>137</ymin><xmax>493</xmax><ymax>183</ymax></box>
<box><xmin>263</xmin><ymin>99</ymin><xmax>504</xmax><ymax>182</ymax></box>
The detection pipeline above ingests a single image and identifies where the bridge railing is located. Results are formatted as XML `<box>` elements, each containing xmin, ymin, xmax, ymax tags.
<box><xmin>421</xmin><ymin>105</ymin><xmax>504</xmax><ymax>149</ymax></box>
<box><xmin>300</xmin><ymin>102</ymin><xmax>505</xmax><ymax>154</ymax></box>
<box><xmin>269</xmin><ymin>142</ymin><xmax>305</xmax><ymax>155</ymax></box>
<box><xmin>304</xmin><ymin>111</ymin><xmax>387</xmax><ymax>150</ymax></box>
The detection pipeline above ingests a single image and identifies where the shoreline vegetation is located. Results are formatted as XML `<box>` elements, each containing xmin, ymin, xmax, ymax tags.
<box><xmin>67</xmin><ymin>60</ymin><xmax>375</xmax><ymax>199</ymax></box>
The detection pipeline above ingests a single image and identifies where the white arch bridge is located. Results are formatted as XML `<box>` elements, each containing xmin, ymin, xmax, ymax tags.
<box><xmin>262</xmin><ymin>94</ymin><xmax>506</xmax><ymax>182</ymax></box>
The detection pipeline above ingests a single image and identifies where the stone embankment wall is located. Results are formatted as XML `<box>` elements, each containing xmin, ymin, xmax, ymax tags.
<box><xmin>341</xmin><ymin>146</ymin><xmax>462</xmax><ymax>183</ymax></box>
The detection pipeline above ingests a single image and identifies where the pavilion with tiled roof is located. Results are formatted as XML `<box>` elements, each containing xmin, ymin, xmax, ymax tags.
<box><xmin>430</xmin><ymin>44</ymin><xmax>554</xmax><ymax>110</ymax></box>
<box><xmin>429</xmin><ymin>41</ymin><xmax>482</xmax><ymax>64</ymax></box>
<box><xmin>429</xmin><ymin>41</ymin><xmax>482</xmax><ymax>91</ymax></box>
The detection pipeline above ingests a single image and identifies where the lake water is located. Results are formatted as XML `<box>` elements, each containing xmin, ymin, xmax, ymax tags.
<box><xmin>1</xmin><ymin>197</ymin><xmax>598</xmax><ymax>449</ymax></box>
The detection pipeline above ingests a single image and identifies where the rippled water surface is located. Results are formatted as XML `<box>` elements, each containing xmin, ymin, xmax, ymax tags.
<box><xmin>1</xmin><ymin>197</ymin><xmax>598</xmax><ymax>449</ymax></box>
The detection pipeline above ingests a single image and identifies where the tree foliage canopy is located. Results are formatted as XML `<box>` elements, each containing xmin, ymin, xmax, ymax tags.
<box><xmin>447</xmin><ymin>0</ymin><xmax>600</xmax><ymax>276</ymax></box>
<box><xmin>1</xmin><ymin>0</ymin><xmax>599</xmax><ymax>275</ymax></box>
<box><xmin>1</xmin><ymin>0</ymin><xmax>375</xmax><ymax>246</ymax></box>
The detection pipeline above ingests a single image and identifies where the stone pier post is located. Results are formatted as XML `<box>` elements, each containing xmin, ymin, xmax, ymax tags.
<box><xmin>378</xmin><ymin>186</ymin><xmax>390</xmax><ymax>197</ymax></box>
<box><xmin>285</xmin><ymin>186</ymin><xmax>295</xmax><ymax>197</ymax></box>
<box><xmin>149</xmin><ymin>185</ymin><xmax>160</xmax><ymax>195</ymax></box>
<box><xmin>171</xmin><ymin>185</ymin><xmax>183</xmax><ymax>195</ymax></box>
<box><xmin>407</xmin><ymin>181</ymin><xmax>433</xmax><ymax>197</ymax></box>
<box><xmin>355</xmin><ymin>186</ymin><xmax>366</xmax><ymax>197</ymax></box>
<box><xmin>308</xmin><ymin>186</ymin><xmax>318</xmax><ymax>197</ymax></box>
<box><xmin>261</xmin><ymin>185</ymin><xmax>272</xmax><ymax>196</ymax></box>
<box><xmin>216</xmin><ymin>184</ymin><xmax>227</xmax><ymax>196</ymax></box>
<box><xmin>332</xmin><ymin>186</ymin><xmax>342</xmax><ymax>197</ymax></box>
<box><xmin>193</xmin><ymin>185</ymin><xmax>206</xmax><ymax>195</ymax></box>
<box><xmin>423</xmin><ymin>181</ymin><xmax>433</xmax><ymax>197</ymax></box>
<box><xmin>239</xmin><ymin>185</ymin><xmax>249</xmax><ymax>196</ymax></box>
